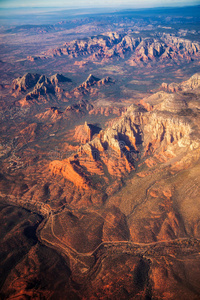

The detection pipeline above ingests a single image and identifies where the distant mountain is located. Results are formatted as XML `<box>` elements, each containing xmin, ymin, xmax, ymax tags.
<box><xmin>38</xmin><ymin>31</ymin><xmax>200</xmax><ymax>66</ymax></box>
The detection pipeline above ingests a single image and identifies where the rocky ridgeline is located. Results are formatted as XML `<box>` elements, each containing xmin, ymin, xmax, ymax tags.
<box><xmin>89</xmin><ymin>106</ymin><xmax>127</xmax><ymax>117</ymax></box>
<box><xmin>12</xmin><ymin>73</ymin><xmax>70</xmax><ymax>92</ymax></box>
<box><xmin>40</xmin><ymin>31</ymin><xmax>200</xmax><ymax>63</ymax></box>
<box><xmin>161</xmin><ymin>33</ymin><xmax>199</xmax><ymax>54</ymax></box>
<box><xmin>50</xmin><ymin>105</ymin><xmax>193</xmax><ymax>190</ymax></box>
<box><xmin>161</xmin><ymin>73</ymin><xmax>200</xmax><ymax>92</ymax></box>
<box><xmin>69</xmin><ymin>74</ymin><xmax>114</xmax><ymax>98</ymax></box>
<box><xmin>49</xmin><ymin>74</ymin><xmax>200</xmax><ymax>191</ymax></box>
<box><xmin>11</xmin><ymin>72</ymin><xmax>113</xmax><ymax>107</ymax></box>
<box><xmin>12</xmin><ymin>73</ymin><xmax>41</xmax><ymax>92</ymax></box>
<box><xmin>80</xmin><ymin>74</ymin><xmax>112</xmax><ymax>88</ymax></box>
<box><xmin>12</xmin><ymin>73</ymin><xmax>71</xmax><ymax>101</ymax></box>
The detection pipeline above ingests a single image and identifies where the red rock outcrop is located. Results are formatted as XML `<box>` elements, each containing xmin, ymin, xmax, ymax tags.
<box><xmin>50</xmin><ymin>73</ymin><xmax>71</xmax><ymax>85</ymax></box>
<box><xmin>40</xmin><ymin>31</ymin><xmax>200</xmax><ymax>65</ymax></box>
<box><xmin>74</xmin><ymin>121</ymin><xmax>92</xmax><ymax>144</ymax></box>
<box><xmin>49</xmin><ymin>105</ymin><xmax>193</xmax><ymax>190</ymax></box>
<box><xmin>12</xmin><ymin>73</ymin><xmax>41</xmax><ymax>94</ymax></box>
<box><xmin>50</xmin><ymin>158</ymin><xmax>90</xmax><ymax>189</ymax></box>
<box><xmin>27</xmin><ymin>56</ymin><xmax>41</xmax><ymax>62</ymax></box>
<box><xmin>12</xmin><ymin>72</ymin><xmax>70</xmax><ymax>106</ymax></box>
<box><xmin>36</xmin><ymin>107</ymin><xmax>63</xmax><ymax>122</ymax></box>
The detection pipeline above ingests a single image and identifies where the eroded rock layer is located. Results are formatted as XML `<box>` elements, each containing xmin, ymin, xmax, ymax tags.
<box><xmin>40</xmin><ymin>32</ymin><xmax>200</xmax><ymax>65</ymax></box>
<box><xmin>1</xmin><ymin>72</ymin><xmax>200</xmax><ymax>300</ymax></box>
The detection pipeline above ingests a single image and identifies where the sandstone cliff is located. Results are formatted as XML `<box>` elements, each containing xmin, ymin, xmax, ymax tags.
<box><xmin>49</xmin><ymin>104</ymin><xmax>193</xmax><ymax>190</ymax></box>
<box><xmin>74</xmin><ymin>122</ymin><xmax>92</xmax><ymax>144</ymax></box>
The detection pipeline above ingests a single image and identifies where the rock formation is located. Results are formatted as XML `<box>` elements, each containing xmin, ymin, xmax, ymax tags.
<box><xmin>2</xmin><ymin>71</ymin><xmax>200</xmax><ymax>300</ymax></box>
<box><xmin>69</xmin><ymin>74</ymin><xmax>114</xmax><ymax>97</ymax></box>
<box><xmin>11</xmin><ymin>72</ymin><xmax>70</xmax><ymax>106</ymax></box>
<box><xmin>25</xmin><ymin>75</ymin><xmax>55</xmax><ymax>99</ymax></box>
<box><xmin>50</xmin><ymin>105</ymin><xmax>193</xmax><ymax>190</ymax></box>
<box><xmin>35</xmin><ymin>106</ymin><xmax>63</xmax><ymax>122</ymax></box>
<box><xmin>161</xmin><ymin>73</ymin><xmax>200</xmax><ymax>92</ymax></box>
<box><xmin>89</xmin><ymin>106</ymin><xmax>126</xmax><ymax>116</ymax></box>
<box><xmin>27</xmin><ymin>55</ymin><xmax>41</xmax><ymax>62</ymax></box>
<box><xmin>160</xmin><ymin>94</ymin><xmax>188</xmax><ymax>113</ymax></box>
<box><xmin>50</xmin><ymin>73</ymin><xmax>71</xmax><ymax>85</ymax></box>
<box><xmin>74</xmin><ymin>122</ymin><xmax>92</xmax><ymax>144</ymax></box>
<box><xmin>12</xmin><ymin>73</ymin><xmax>41</xmax><ymax>93</ymax></box>
<box><xmin>39</xmin><ymin>32</ymin><xmax>200</xmax><ymax>65</ymax></box>
<box><xmin>140</xmin><ymin>91</ymin><xmax>189</xmax><ymax>113</ymax></box>
<box><xmin>50</xmin><ymin>158</ymin><xmax>90</xmax><ymax>189</ymax></box>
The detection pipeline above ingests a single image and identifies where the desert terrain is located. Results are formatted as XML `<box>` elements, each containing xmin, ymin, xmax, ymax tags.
<box><xmin>0</xmin><ymin>5</ymin><xmax>200</xmax><ymax>299</ymax></box>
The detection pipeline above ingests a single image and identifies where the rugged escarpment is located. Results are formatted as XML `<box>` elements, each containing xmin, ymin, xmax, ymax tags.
<box><xmin>50</xmin><ymin>106</ymin><xmax>193</xmax><ymax>190</ymax></box>
<box><xmin>11</xmin><ymin>72</ymin><xmax>71</xmax><ymax>106</ymax></box>
<box><xmin>12</xmin><ymin>72</ymin><xmax>70</xmax><ymax>94</ymax></box>
<box><xmin>10</xmin><ymin>72</ymin><xmax>114</xmax><ymax>110</ymax></box>
<box><xmin>40</xmin><ymin>32</ymin><xmax>200</xmax><ymax>64</ymax></box>
<box><xmin>50</xmin><ymin>158</ymin><xmax>90</xmax><ymax>189</ymax></box>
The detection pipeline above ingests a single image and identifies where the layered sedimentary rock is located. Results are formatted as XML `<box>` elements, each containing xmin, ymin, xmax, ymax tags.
<box><xmin>140</xmin><ymin>91</ymin><xmax>188</xmax><ymax>113</ymax></box>
<box><xmin>50</xmin><ymin>104</ymin><xmax>192</xmax><ymax>190</ymax></box>
<box><xmin>161</xmin><ymin>73</ymin><xmax>200</xmax><ymax>92</ymax></box>
<box><xmin>89</xmin><ymin>106</ymin><xmax>127</xmax><ymax>116</ymax></box>
<box><xmin>40</xmin><ymin>31</ymin><xmax>200</xmax><ymax>64</ymax></box>
<box><xmin>160</xmin><ymin>94</ymin><xmax>188</xmax><ymax>113</ymax></box>
<box><xmin>1</xmin><ymin>72</ymin><xmax>200</xmax><ymax>300</ymax></box>
<box><xmin>25</xmin><ymin>75</ymin><xmax>55</xmax><ymax>99</ymax></box>
<box><xmin>12</xmin><ymin>72</ymin><xmax>114</xmax><ymax>108</ymax></box>
<box><xmin>11</xmin><ymin>72</ymin><xmax>70</xmax><ymax>106</ymax></box>
<box><xmin>50</xmin><ymin>158</ymin><xmax>90</xmax><ymax>189</ymax></box>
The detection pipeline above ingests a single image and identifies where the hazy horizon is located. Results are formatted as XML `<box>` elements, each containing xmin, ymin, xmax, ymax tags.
<box><xmin>0</xmin><ymin>0</ymin><xmax>200</xmax><ymax>9</ymax></box>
